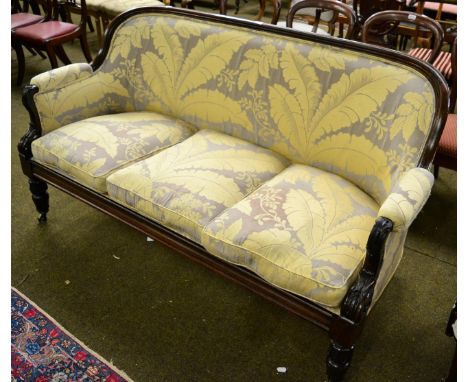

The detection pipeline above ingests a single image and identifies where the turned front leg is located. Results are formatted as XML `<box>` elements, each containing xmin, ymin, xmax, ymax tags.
<box><xmin>29</xmin><ymin>177</ymin><xmax>49</xmax><ymax>223</ymax></box>
<box><xmin>327</xmin><ymin>340</ymin><xmax>354</xmax><ymax>382</ymax></box>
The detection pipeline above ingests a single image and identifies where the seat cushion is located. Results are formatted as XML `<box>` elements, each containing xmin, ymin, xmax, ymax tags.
<box><xmin>106</xmin><ymin>129</ymin><xmax>289</xmax><ymax>243</ymax></box>
<box><xmin>201</xmin><ymin>164</ymin><xmax>379</xmax><ymax>308</ymax></box>
<box><xmin>31</xmin><ymin>112</ymin><xmax>195</xmax><ymax>192</ymax></box>
<box><xmin>13</xmin><ymin>21</ymin><xmax>78</xmax><ymax>43</ymax></box>
<box><xmin>11</xmin><ymin>13</ymin><xmax>44</xmax><ymax>30</ymax></box>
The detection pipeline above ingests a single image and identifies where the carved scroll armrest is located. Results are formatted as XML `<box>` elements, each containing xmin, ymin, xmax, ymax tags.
<box><xmin>340</xmin><ymin>217</ymin><xmax>393</xmax><ymax>323</ymax></box>
<box><xmin>340</xmin><ymin>167</ymin><xmax>434</xmax><ymax>323</ymax></box>
<box><xmin>378</xmin><ymin>167</ymin><xmax>434</xmax><ymax>232</ymax></box>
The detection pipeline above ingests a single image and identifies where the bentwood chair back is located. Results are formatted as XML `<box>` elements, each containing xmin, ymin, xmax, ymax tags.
<box><xmin>362</xmin><ymin>10</ymin><xmax>444</xmax><ymax>63</ymax></box>
<box><xmin>273</xmin><ymin>0</ymin><xmax>356</xmax><ymax>39</ymax></box>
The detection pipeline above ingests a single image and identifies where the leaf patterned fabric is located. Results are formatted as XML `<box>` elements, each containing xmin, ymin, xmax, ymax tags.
<box><xmin>31</xmin><ymin>112</ymin><xmax>195</xmax><ymax>192</ymax></box>
<box><xmin>31</xmin><ymin>63</ymin><xmax>93</xmax><ymax>93</ymax></box>
<box><xmin>31</xmin><ymin>14</ymin><xmax>435</xmax><ymax>204</ymax></box>
<box><xmin>28</xmin><ymin>12</ymin><xmax>440</xmax><ymax>311</ymax></box>
<box><xmin>106</xmin><ymin>129</ymin><xmax>289</xmax><ymax>243</ymax></box>
<box><xmin>201</xmin><ymin>164</ymin><xmax>379</xmax><ymax>307</ymax></box>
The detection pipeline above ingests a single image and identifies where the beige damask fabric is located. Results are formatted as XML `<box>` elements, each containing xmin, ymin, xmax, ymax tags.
<box><xmin>31</xmin><ymin>112</ymin><xmax>195</xmax><ymax>192</ymax></box>
<box><xmin>106</xmin><ymin>129</ymin><xmax>289</xmax><ymax>243</ymax></box>
<box><xmin>202</xmin><ymin>164</ymin><xmax>379</xmax><ymax>308</ymax></box>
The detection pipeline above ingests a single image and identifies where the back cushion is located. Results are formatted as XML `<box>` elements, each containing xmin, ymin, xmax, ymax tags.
<box><xmin>98</xmin><ymin>13</ymin><xmax>436</xmax><ymax>203</ymax></box>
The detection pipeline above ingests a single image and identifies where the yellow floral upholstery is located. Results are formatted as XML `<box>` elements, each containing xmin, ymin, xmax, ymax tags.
<box><xmin>31</xmin><ymin>63</ymin><xmax>93</xmax><ymax>93</ymax></box>
<box><xmin>31</xmin><ymin>14</ymin><xmax>435</xmax><ymax>205</ymax></box>
<box><xmin>106</xmin><ymin>129</ymin><xmax>289</xmax><ymax>243</ymax></box>
<box><xmin>201</xmin><ymin>164</ymin><xmax>379</xmax><ymax>308</ymax></box>
<box><xmin>28</xmin><ymin>11</ymin><xmax>440</xmax><ymax>312</ymax></box>
<box><xmin>31</xmin><ymin>112</ymin><xmax>195</xmax><ymax>192</ymax></box>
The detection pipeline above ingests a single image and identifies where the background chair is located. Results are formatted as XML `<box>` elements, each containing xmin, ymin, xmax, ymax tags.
<box><xmin>273</xmin><ymin>0</ymin><xmax>356</xmax><ymax>39</ymax></box>
<box><xmin>433</xmin><ymin>38</ymin><xmax>456</xmax><ymax>177</ymax></box>
<box><xmin>405</xmin><ymin>0</ymin><xmax>456</xmax><ymax>82</ymax></box>
<box><xmin>12</xmin><ymin>0</ymin><xmax>92</xmax><ymax>86</ymax></box>
<box><xmin>12</xmin><ymin>0</ymin><xmax>48</xmax><ymax>85</ymax></box>
<box><xmin>11</xmin><ymin>0</ymin><xmax>45</xmax><ymax>31</ymax></box>
<box><xmin>352</xmin><ymin>0</ymin><xmax>406</xmax><ymax>36</ymax></box>
<box><xmin>362</xmin><ymin>10</ymin><xmax>444</xmax><ymax>64</ymax></box>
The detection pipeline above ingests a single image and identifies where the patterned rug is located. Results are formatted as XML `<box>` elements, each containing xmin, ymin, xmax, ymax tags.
<box><xmin>11</xmin><ymin>288</ymin><xmax>133</xmax><ymax>382</ymax></box>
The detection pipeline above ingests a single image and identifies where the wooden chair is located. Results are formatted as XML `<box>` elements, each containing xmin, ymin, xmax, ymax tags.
<box><xmin>350</xmin><ymin>0</ymin><xmax>406</xmax><ymax>38</ymax></box>
<box><xmin>352</xmin><ymin>0</ymin><xmax>406</xmax><ymax>23</ymax></box>
<box><xmin>12</xmin><ymin>0</ymin><xmax>92</xmax><ymax>86</ymax></box>
<box><xmin>11</xmin><ymin>0</ymin><xmax>47</xmax><ymax>82</ymax></box>
<box><xmin>273</xmin><ymin>0</ymin><xmax>356</xmax><ymax>39</ymax></box>
<box><xmin>11</xmin><ymin>0</ymin><xmax>45</xmax><ymax>31</ymax></box>
<box><xmin>362</xmin><ymin>10</ymin><xmax>444</xmax><ymax>64</ymax></box>
<box><xmin>433</xmin><ymin>38</ymin><xmax>456</xmax><ymax>177</ymax></box>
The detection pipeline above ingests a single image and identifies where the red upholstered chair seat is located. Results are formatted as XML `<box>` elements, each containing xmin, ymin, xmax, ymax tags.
<box><xmin>437</xmin><ymin>114</ymin><xmax>457</xmax><ymax>158</ymax></box>
<box><xmin>11</xmin><ymin>13</ymin><xmax>44</xmax><ymax>30</ymax></box>
<box><xmin>13</xmin><ymin>21</ymin><xmax>79</xmax><ymax>44</ymax></box>
<box><xmin>423</xmin><ymin>1</ymin><xmax>457</xmax><ymax>14</ymax></box>
<box><xmin>408</xmin><ymin>48</ymin><xmax>452</xmax><ymax>80</ymax></box>
<box><xmin>405</xmin><ymin>0</ymin><xmax>457</xmax><ymax>14</ymax></box>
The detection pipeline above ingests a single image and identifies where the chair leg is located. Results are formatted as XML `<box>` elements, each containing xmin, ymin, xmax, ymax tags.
<box><xmin>35</xmin><ymin>49</ymin><xmax>46</xmax><ymax>59</ymax></box>
<box><xmin>326</xmin><ymin>340</ymin><xmax>354</xmax><ymax>382</ymax></box>
<box><xmin>54</xmin><ymin>45</ymin><xmax>72</xmax><ymax>65</ymax></box>
<box><xmin>95</xmin><ymin>16</ymin><xmax>103</xmax><ymax>48</ymax></box>
<box><xmin>256</xmin><ymin>0</ymin><xmax>266</xmax><ymax>20</ymax></box>
<box><xmin>79</xmin><ymin>35</ymin><xmax>93</xmax><ymax>63</ymax></box>
<box><xmin>326</xmin><ymin>315</ymin><xmax>362</xmax><ymax>382</ymax></box>
<box><xmin>13</xmin><ymin>42</ymin><xmax>25</xmax><ymax>86</ymax></box>
<box><xmin>45</xmin><ymin>45</ymin><xmax>59</xmax><ymax>69</ymax></box>
<box><xmin>25</xmin><ymin>46</ymin><xmax>37</xmax><ymax>56</ymax></box>
<box><xmin>27</xmin><ymin>47</ymin><xmax>47</xmax><ymax>59</ymax></box>
<box><xmin>87</xmin><ymin>16</ymin><xmax>95</xmax><ymax>32</ymax></box>
<box><xmin>29</xmin><ymin>177</ymin><xmax>49</xmax><ymax>223</ymax></box>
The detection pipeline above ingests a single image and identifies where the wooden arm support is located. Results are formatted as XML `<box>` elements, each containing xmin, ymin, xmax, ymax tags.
<box><xmin>327</xmin><ymin>217</ymin><xmax>393</xmax><ymax>381</ymax></box>
<box><xmin>341</xmin><ymin>216</ymin><xmax>394</xmax><ymax>323</ymax></box>
<box><xmin>18</xmin><ymin>85</ymin><xmax>41</xmax><ymax>164</ymax></box>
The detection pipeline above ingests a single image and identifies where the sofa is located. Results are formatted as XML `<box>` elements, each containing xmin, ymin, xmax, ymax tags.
<box><xmin>18</xmin><ymin>7</ymin><xmax>448</xmax><ymax>381</ymax></box>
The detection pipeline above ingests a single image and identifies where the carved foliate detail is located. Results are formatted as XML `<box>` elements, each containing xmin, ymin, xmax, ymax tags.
<box><xmin>341</xmin><ymin>217</ymin><xmax>393</xmax><ymax>323</ymax></box>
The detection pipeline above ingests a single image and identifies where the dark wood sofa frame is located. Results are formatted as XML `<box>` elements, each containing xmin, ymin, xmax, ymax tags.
<box><xmin>17</xmin><ymin>7</ymin><xmax>449</xmax><ymax>381</ymax></box>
